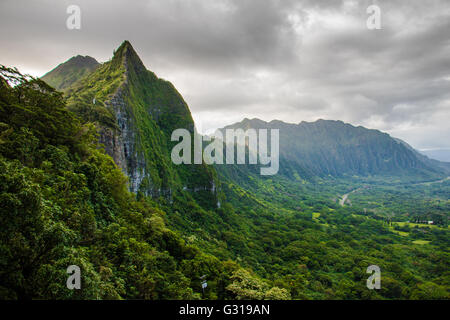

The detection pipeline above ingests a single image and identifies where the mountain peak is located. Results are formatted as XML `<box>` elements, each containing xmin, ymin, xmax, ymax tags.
<box><xmin>111</xmin><ymin>40</ymin><xmax>146</xmax><ymax>72</ymax></box>
<box><xmin>41</xmin><ymin>55</ymin><xmax>99</xmax><ymax>90</ymax></box>
<box><xmin>114</xmin><ymin>40</ymin><xmax>133</xmax><ymax>56</ymax></box>
<box><xmin>69</xmin><ymin>55</ymin><xmax>98</xmax><ymax>65</ymax></box>
<box><xmin>233</xmin><ymin>118</ymin><xmax>268</xmax><ymax>129</ymax></box>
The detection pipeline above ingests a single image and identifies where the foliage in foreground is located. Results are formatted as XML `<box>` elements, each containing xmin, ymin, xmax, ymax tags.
<box><xmin>0</xmin><ymin>65</ymin><xmax>448</xmax><ymax>300</ymax></box>
<box><xmin>0</xmin><ymin>66</ymin><xmax>293</xmax><ymax>300</ymax></box>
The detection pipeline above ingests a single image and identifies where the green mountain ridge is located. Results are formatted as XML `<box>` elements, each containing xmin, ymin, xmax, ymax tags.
<box><xmin>0</xmin><ymin>65</ymin><xmax>242</xmax><ymax>299</ymax></box>
<box><xmin>44</xmin><ymin>41</ymin><xmax>219</xmax><ymax>207</ymax></box>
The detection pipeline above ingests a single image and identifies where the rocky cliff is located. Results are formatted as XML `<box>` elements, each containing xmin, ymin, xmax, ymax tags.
<box><xmin>44</xmin><ymin>41</ymin><xmax>220</xmax><ymax>206</ymax></box>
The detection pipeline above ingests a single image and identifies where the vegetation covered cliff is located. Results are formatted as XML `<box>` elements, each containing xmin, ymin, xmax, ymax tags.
<box><xmin>0</xmin><ymin>65</ymin><xmax>288</xmax><ymax>299</ymax></box>
<box><xmin>46</xmin><ymin>41</ymin><xmax>219</xmax><ymax>207</ymax></box>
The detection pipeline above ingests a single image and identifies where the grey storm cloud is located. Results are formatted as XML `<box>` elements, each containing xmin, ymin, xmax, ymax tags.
<box><xmin>0</xmin><ymin>0</ymin><xmax>449</xmax><ymax>151</ymax></box>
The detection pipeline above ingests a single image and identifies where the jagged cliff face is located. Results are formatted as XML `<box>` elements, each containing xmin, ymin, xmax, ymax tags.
<box><xmin>84</xmin><ymin>42</ymin><xmax>152</xmax><ymax>195</ymax></box>
<box><xmin>98</xmin><ymin>86</ymin><xmax>147</xmax><ymax>194</ymax></box>
<box><xmin>46</xmin><ymin>41</ymin><xmax>219</xmax><ymax>206</ymax></box>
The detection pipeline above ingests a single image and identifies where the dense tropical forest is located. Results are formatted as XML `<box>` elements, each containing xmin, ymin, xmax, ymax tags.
<box><xmin>0</xmin><ymin>41</ymin><xmax>448</xmax><ymax>300</ymax></box>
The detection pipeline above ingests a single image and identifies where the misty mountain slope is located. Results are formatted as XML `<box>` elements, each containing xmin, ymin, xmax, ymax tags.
<box><xmin>43</xmin><ymin>41</ymin><xmax>219</xmax><ymax>206</ymax></box>
<box><xmin>41</xmin><ymin>55</ymin><xmax>99</xmax><ymax>91</ymax></box>
<box><xmin>223</xmin><ymin>118</ymin><xmax>446</xmax><ymax>181</ymax></box>
<box><xmin>394</xmin><ymin>138</ymin><xmax>450</xmax><ymax>175</ymax></box>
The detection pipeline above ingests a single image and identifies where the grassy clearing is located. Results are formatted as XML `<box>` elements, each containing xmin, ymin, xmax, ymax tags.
<box><xmin>412</xmin><ymin>240</ymin><xmax>431</xmax><ymax>245</ymax></box>
<box><xmin>388</xmin><ymin>227</ymin><xmax>409</xmax><ymax>237</ymax></box>
<box><xmin>393</xmin><ymin>222</ymin><xmax>447</xmax><ymax>230</ymax></box>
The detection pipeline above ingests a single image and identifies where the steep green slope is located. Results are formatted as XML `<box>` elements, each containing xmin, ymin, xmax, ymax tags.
<box><xmin>41</xmin><ymin>55</ymin><xmax>99</xmax><ymax>91</ymax></box>
<box><xmin>0</xmin><ymin>66</ymin><xmax>210</xmax><ymax>299</ymax></box>
<box><xmin>55</xmin><ymin>41</ymin><xmax>219</xmax><ymax>207</ymax></box>
<box><xmin>394</xmin><ymin>137</ymin><xmax>450</xmax><ymax>175</ymax></box>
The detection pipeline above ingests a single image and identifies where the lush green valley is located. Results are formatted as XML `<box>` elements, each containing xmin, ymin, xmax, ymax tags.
<box><xmin>0</xmin><ymin>41</ymin><xmax>448</xmax><ymax>300</ymax></box>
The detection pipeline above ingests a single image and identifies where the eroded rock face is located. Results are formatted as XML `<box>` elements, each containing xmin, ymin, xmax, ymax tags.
<box><xmin>90</xmin><ymin>41</ymin><xmax>220</xmax><ymax>206</ymax></box>
<box><xmin>99</xmin><ymin>87</ymin><xmax>146</xmax><ymax>194</ymax></box>
<box><xmin>44</xmin><ymin>41</ymin><xmax>220</xmax><ymax>207</ymax></box>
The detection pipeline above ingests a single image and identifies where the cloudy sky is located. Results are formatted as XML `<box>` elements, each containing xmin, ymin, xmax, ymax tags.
<box><xmin>1</xmin><ymin>0</ymin><xmax>449</xmax><ymax>155</ymax></box>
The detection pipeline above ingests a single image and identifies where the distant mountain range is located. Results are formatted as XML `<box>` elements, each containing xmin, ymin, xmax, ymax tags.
<box><xmin>223</xmin><ymin>118</ymin><xmax>450</xmax><ymax>180</ymax></box>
